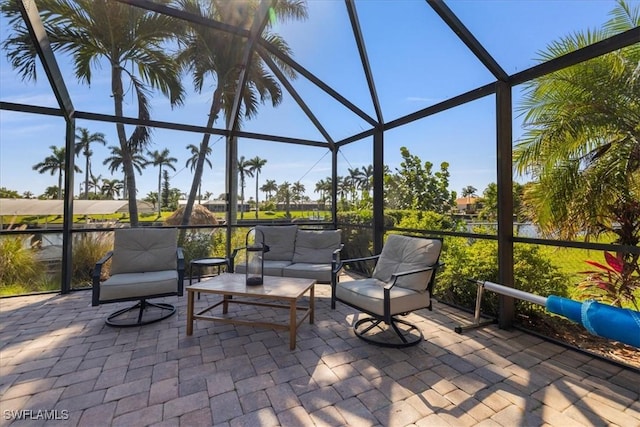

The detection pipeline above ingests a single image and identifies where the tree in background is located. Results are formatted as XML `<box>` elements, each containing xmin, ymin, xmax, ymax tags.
<box><xmin>32</xmin><ymin>146</ymin><xmax>81</xmax><ymax>200</ymax></box>
<box><xmin>2</xmin><ymin>0</ymin><xmax>184</xmax><ymax>226</ymax></box>
<box><xmin>145</xmin><ymin>192</ymin><xmax>159</xmax><ymax>211</ymax></box>
<box><xmin>261</xmin><ymin>179</ymin><xmax>278</xmax><ymax>202</ymax></box>
<box><xmin>277</xmin><ymin>181</ymin><xmax>292</xmax><ymax>218</ymax></box>
<box><xmin>100</xmin><ymin>178</ymin><xmax>123</xmax><ymax>200</ymax></box>
<box><xmin>247</xmin><ymin>156</ymin><xmax>267</xmax><ymax>219</ymax></box>
<box><xmin>237</xmin><ymin>156</ymin><xmax>254</xmax><ymax>219</ymax></box>
<box><xmin>102</xmin><ymin>146</ymin><xmax>147</xmax><ymax>200</ymax></box>
<box><xmin>40</xmin><ymin>186</ymin><xmax>59</xmax><ymax>200</ymax></box>
<box><xmin>74</xmin><ymin>127</ymin><xmax>106</xmax><ymax>200</ymax></box>
<box><xmin>514</xmin><ymin>0</ymin><xmax>639</xmax><ymax>305</ymax></box>
<box><xmin>477</xmin><ymin>182</ymin><xmax>526</xmax><ymax>222</ymax></box>
<box><xmin>314</xmin><ymin>178</ymin><xmax>331</xmax><ymax>209</ymax></box>
<box><xmin>186</xmin><ymin>143</ymin><xmax>212</xmax><ymax>204</ymax></box>
<box><xmin>148</xmin><ymin>148</ymin><xmax>178</xmax><ymax>215</ymax></box>
<box><xmin>291</xmin><ymin>181</ymin><xmax>306</xmax><ymax>209</ymax></box>
<box><xmin>0</xmin><ymin>187</ymin><xmax>21</xmax><ymax>198</ymax></box>
<box><xmin>394</xmin><ymin>147</ymin><xmax>456</xmax><ymax>213</ymax></box>
<box><xmin>461</xmin><ymin>185</ymin><xmax>477</xmax><ymax>199</ymax></box>
<box><xmin>176</xmin><ymin>0</ymin><xmax>308</xmax><ymax>230</ymax></box>
<box><xmin>87</xmin><ymin>174</ymin><xmax>102</xmax><ymax>198</ymax></box>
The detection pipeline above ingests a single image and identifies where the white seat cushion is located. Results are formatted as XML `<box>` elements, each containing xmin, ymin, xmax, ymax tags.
<box><xmin>283</xmin><ymin>263</ymin><xmax>331</xmax><ymax>282</ymax></box>
<box><xmin>336</xmin><ymin>278</ymin><xmax>430</xmax><ymax>316</ymax></box>
<box><xmin>99</xmin><ymin>270</ymin><xmax>178</xmax><ymax>301</ymax></box>
<box><xmin>234</xmin><ymin>260</ymin><xmax>292</xmax><ymax>277</ymax></box>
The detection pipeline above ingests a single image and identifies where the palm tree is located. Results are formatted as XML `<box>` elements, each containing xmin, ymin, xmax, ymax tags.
<box><xmin>247</xmin><ymin>156</ymin><xmax>267</xmax><ymax>219</ymax></box>
<box><xmin>314</xmin><ymin>178</ymin><xmax>331</xmax><ymax>208</ymax></box>
<box><xmin>514</xmin><ymin>0</ymin><xmax>639</xmax><ymax>249</ymax></box>
<box><xmin>88</xmin><ymin>173</ymin><xmax>102</xmax><ymax>197</ymax></box>
<box><xmin>347</xmin><ymin>167</ymin><xmax>364</xmax><ymax>203</ymax></box>
<box><xmin>514</xmin><ymin>1</ymin><xmax>639</xmax><ymax>307</ymax></box>
<box><xmin>3</xmin><ymin>0</ymin><xmax>184</xmax><ymax>226</ymax></box>
<box><xmin>360</xmin><ymin>165</ymin><xmax>374</xmax><ymax>199</ymax></box>
<box><xmin>176</xmin><ymin>0</ymin><xmax>308</xmax><ymax>228</ymax></box>
<box><xmin>74</xmin><ymin>127</ymin><xmax>106</xmax><ymax>200</ymax></box>
<box><xmin>103</xmin><ymin>146</ymin><xmax>147</xmax><ymax>199</ymax></box>
<box><xmin>148</xmin><ymin>148</ymin><xmax>178</xmax><ymax>215</ymax></box>
<box><xmin>237</xmin><ymin>156</ymin><xmax>254</xmax><ymax>219</ymax></box>
<box><xmin>186</xmin><ymin>143</ymin><xmax>212</xmax><ymax>204</ymax></box>
<box><xmin>336</xmin><ymin>176</ymin><xmax>349</xmax><ymax>210</ymax></box>
<box><xmin>277</xmin><ymin>181</ymin><xmax>292</xmax><ymax>218</ymax></box>
<box><xmin>461</xmin><ymin>186</ymin><xmax>477</xmax><ymax>198</ymax></box>
<box><xmin>32</xmin><ymin>145</ymin><xmax>81</xmax><ymax>200</ymax></box>
<box><xmin>144</xmin><ymin>192</ymin><xmax>159</xmax><ymax>211</ymax></box>
<box><xmin>101</xmin><ymin>178</ymin><xmax>123</xmax><ymax>200</ymax></box>
<box><xmin>41</xmin><ymin>186</ymin><xmax>59</xmax><ymax>200</ymax></box>
<box><xmin>261</xmin><ymin>179</ymin><xmax>278</xmax><ymax>202</ymax></box>
<box><xmin>292</xmin><ymin>181</ymin><xmax>305</xmax><ymax>210</ymax></box>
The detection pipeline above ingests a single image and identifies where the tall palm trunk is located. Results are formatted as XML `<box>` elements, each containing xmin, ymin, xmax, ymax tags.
<box><xmin>181</xmin><ymin>88</ymin><xmax>222</xmax><ymax>231</ymax></box>
<box><xmin>157</xmin><ymin>165</ymin><xmax>162</xmax><ymax>216</ymax></box>
<box><xmin>255</xmin><ymin>172</ymin><xmax>260</xmax><ymax>219</ymax></box>
<box><xmin>84</xmin><ymin>154</ymin><xmax>90</xmax><ymax>199</ymax></box>
<box><xmin>112</xmin><ymin>66</ymin><xmax>139</xmax><ymax>226</ymax></box>
<box><xmin>57</xmin><ymin>169</ymin><xmax>63</xmax><ymax>200</ymax></box>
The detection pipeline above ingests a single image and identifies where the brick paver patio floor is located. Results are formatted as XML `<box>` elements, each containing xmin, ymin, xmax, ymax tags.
<box><xmin>1</xmin><ymin>282</ymin><xmax>638</xmax><ymax>426</ymax></box>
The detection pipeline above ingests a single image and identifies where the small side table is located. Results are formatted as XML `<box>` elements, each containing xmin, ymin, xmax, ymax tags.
<box><xmin>189</xmin><ymin>257</ymin><xmax>229</xmax><ymax>299</ymax></box>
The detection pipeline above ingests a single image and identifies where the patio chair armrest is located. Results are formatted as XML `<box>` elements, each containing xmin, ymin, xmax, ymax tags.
<box><xmin>177</xmin><ymin>247</ymin><xmax>185</xmax><ymax>296</ymax></box>
<box><xmin>92</xmin><ymin>251</ymin><xmax>113</xmax><ymax>306</ymax></box>
<box><xmin>384</xmin><ymin>265</ymin><xmax>437</xmax><ymax>290</ymax></box>
<box><xmin>331</xmin><ymin>244</ymin><xmax>345</xmax><ymax>274</ymax></box>
<box><xmin>228</xmin><ymin>247</ymin><xmax>244</xmax><ymax>273</ymax></box>
<box><xmin>342</xmin><ymin>254</ymin><xmax>380</xmax><ymax>265</ymax></box>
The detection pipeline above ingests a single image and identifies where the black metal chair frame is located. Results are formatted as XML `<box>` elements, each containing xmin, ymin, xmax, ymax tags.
<box><xmin>331</xmin><ymin>237</ymin><xmax>443</xmax><ymax>348</ymax></box>
<box><xmin>92</xmin><ymin>248</ymin><xmax>185</xmax><ymax>327</ymax></box>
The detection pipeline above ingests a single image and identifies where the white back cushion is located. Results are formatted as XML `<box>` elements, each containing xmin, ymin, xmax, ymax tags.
<box><xmin>256</xmin><ymin>225</ymin><xmax>298</xmax><ymax>261</ymax></box>
<box><xmin>372</xmin><ymin>235</ymin><xmax>441</xmax><ymax>291</ymax></box>
<box><xmin>292</xmin><ymin>229</ymin><xmax>342</xmax><ymax>263</ymax></box>
<box><xmin>110</xmin><ymin>228</ymin><xmax>177</xmax><ymax>274</ymax></box>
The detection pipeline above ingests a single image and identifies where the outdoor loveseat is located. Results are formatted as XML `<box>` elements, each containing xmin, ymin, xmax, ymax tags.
<box><xmin>231</xmin><ymin>225</ymin><xmax>342</xmax><ymax>283</ymax></box>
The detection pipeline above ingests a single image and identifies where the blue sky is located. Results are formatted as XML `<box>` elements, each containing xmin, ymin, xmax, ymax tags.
<box><xmin>0</xmin><ymin>0</ymin><xmax>632</xmax><ymax>201</ymax></box>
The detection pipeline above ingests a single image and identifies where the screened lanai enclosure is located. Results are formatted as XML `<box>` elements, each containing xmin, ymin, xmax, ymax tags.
<box><xmin>1</xmin><ymin>0</ymin><xmax>639</xmax><ymax>336</ymax></box>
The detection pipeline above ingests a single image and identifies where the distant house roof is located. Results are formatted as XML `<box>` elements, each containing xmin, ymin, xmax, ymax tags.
<box><xmin>455</xmin><ymin>196</ymin><xmax>480</xmax><ymax>207</ymax></box>
<box><xmin>0</xmin><ymin>199</ymin><xmax>154</xmax><ymax>216</ymax></box>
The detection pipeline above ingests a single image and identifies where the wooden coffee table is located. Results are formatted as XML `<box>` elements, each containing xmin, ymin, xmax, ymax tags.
<box><xmin>186</xmin><ymin>273</ymin><xmax>315</xmax><ymax>350</ymax></box>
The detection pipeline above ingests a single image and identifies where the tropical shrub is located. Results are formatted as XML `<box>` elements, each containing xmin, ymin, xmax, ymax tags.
<box><xmin>394</xmin><ymin>210</ymin><xmax>462</xmax><ymax>232</ymax></box>
<box><xmin>182</xmin><ymin>231</ymin><xmax>215</xmax><ymax>270</ymax></box>
<box><xmin>577</xmin><ymin>251</ymin><xmax>639</xmax><ymax>310</ymax></box>
<box><xmin>72</xmin><ymin>231</ymin><xmax>114</xmax><ymax>286</ymax></box>
<box><xmin>0</xmin><ymin>233</ymin><xmax>38</xmax><ymax>289</ymax></box>
<box><xmin>436</xmin><ymin>237</ymin><xmax>570</xmax><ymax>316</ymax></box>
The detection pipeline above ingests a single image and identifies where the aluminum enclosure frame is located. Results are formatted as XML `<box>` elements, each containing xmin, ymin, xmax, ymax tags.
<box><xmin>2</xmin><ymin>0</ymin><xmax>639</xmax><ymax>327</ymax></box>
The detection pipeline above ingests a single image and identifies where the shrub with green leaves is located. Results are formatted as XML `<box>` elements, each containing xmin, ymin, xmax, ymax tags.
<box><xmin>436</xmin><ymin>236</ymin><xmax>570</xmax><ymax>316</ymax></box>
<box><xmin>72</xmin><ymin>231</ymin><xmax>114</xmax><ymax>286</ymax></box>
<box><xmin>182</xmin><ymin>231</ymin><xmax>215</xmax><ymax>268</ymax></box>
<box><xmin>0</xmin><ymin>234</ymin><xmax>38</xmax><ymax>289</ymax></box>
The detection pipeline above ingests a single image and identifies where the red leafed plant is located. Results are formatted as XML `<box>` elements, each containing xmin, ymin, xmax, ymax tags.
<box><xmin>577</xmin><ymin>252</ymin><xmax>639</xmax><ymax>310</ymax></box>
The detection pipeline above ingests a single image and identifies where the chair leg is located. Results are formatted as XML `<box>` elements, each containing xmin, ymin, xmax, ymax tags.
<box><xmin>106</xmin><ymin>299</ymin><xmax>176</xmax><ymax>327</ymax></box>
<box><xmin>353</xmin><ymin>316</ymin><xmax>423</xmax><ymax>348</ymax></box>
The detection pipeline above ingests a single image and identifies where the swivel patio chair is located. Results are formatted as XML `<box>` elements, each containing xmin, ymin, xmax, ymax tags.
<box><xmin>92</xmin><ymin>228</ymin><xmax>185</xmax><ymax>327</ymax></box>
<box><xmin>331</xmin><ymin>234</ymin><xmax>443</xmax><ymax>347</ymax></box>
